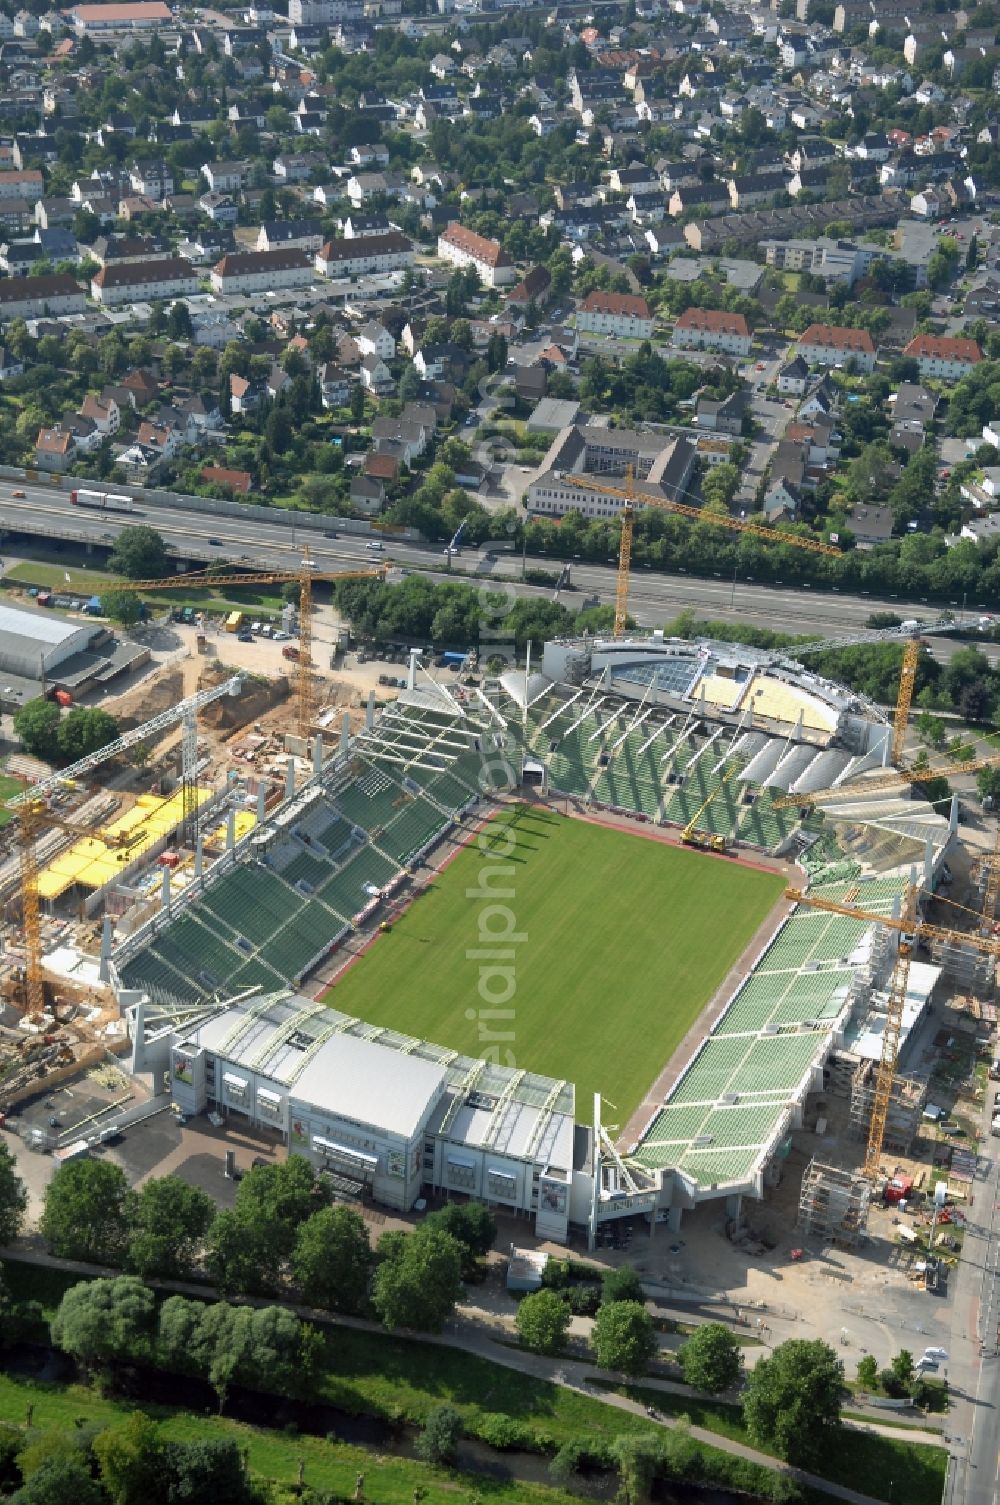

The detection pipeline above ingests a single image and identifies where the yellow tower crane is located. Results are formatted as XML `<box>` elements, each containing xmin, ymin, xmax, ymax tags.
<box><xmin>566</xmin><ymin>468</ymin><xmax>842</xmax><ymax>639</ymax></box>
<box><xmin>770</xmin><ymin>753</ymin><xmax>1000</xmax><ymax>811</ymax></box>
<box><xmin>785</xmin><ymin>884</ymin><xmax>1000</xmax><ymax>1178</ymax></box>
<box><xmin>119</xmin><ymin>557</ymin><xmax>388</xmax><ymax>741</ymax></box>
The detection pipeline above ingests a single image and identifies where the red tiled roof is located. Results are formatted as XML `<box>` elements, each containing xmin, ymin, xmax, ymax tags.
<box><xmin>364</xmin><ymin>453</ymin><xmax>399</xmax><ymax>480</ymax></box>
<box><xmin>799</xmin><ymin>324</ymin><xmax>875</xmax><ymax>353</ymax></box>
<box><xmin>579</xmin><ymin>290</ymin><xmax>653</xmax><ymax>320</ymax></box>
<box><xmin>202</xmin><ymin>464</ymin><xmax>251</xmax><ymax>494</ymax></box>
<box><xmin>903</xmin><ymin>333</ymin><xmax>981</xmax><ymax>363</ymax></box>
<box><xmin>439</xmin><ymin>221</ymin><xmax>511</xmax><ymax>269</ymax></box>
<box><xmin>675</xmin><ymin>307</ymin><xmax>749</xmax><ymax>336</ymax></box>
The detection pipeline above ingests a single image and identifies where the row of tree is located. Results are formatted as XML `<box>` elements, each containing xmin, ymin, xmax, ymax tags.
<box><xmin>40</xmin><ymin>1156</ymin><xmax>493</xmax><ymax>1332</ymax></box>
<box><xmin>12</xmin><ymin>700</ymin><xmax>119</xmax><ymax>767</ymax></box>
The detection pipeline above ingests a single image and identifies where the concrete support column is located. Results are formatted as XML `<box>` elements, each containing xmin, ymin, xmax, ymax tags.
<box><xmin>666</xmin><ymin>1205</ymin><xmax>683</xmax><ymax>1233</ymax></box>
<box><xmin>366</xmin><ymin>690</ymin><xmax>375</xmax><ymax>729</ymax></box>
<box><xmin>256</xmin><ymin>784</ymin><xmax>266</xmax><ymax>823</ymax></box>
<box><xmin>725</xmin><ymin>1193</ymin><xmax>742</xmax><ymax>1220</ymax></box>
<box><xmin>226</xmin><ymin>810</ymin><xmax>236</xmax><ymax>851</ymax></box>
<box><xmin>924</xmin><ymin>837</ymin><xmax>935</xmax><ymax>892</ymax></box>
<box><xmin>99</xmin><ymin>915</ymin><xmax>113</xmax><ymax>983</ymax></box>
<box><xmin>408</xmin><ymin>649</ymin><xmax>419</xmax><ymax>691</ymax></box>
<box><xmin>194</xmin><ymin>836</ymin><xmax>204</xmax><ymax>878</ymax></box>
<box><xmin>285</xmin><ymin>757</ymin><xmax>295</xmax><ymax>800</ymax></box>
<box><xmin>949</xmin><ymin>793</ymin><xmax>959</xmax><ymax>836</ymax></box>
<box><xmin>313</xmin><ymin>734</ymin><xmax>323</xmax><ymax>776</ymax></box>
<box><xmin>341</xmin><ymin>713</ymin><xmax>350</xmax><ymax>755</ymax></box>
<box><xmin>161</xmin><ymin>867</ymin><xmax>171</xmax><ymax>910</ymax></box>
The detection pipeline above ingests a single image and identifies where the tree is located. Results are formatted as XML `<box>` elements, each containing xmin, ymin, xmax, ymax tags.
<box><xmin>0</xmin><ymin>1142</ymin><xmax>27</xmax><ymax>1245</ymax></box>
<box><xmin>291</xmin><ymin>1204</ymin><xmax>372</xmax><ymax>1314</ymax></box>
<box><xmin>742</xmin><ymin>1338</ymin><xmax>843</xmax><ymax>1465</ymax></box>
<box><xmin>93</xmin><ymin>1412</ymin><xmax>166</xmax><ymax>1505</ymax></box>
<box><xmin>856</xmin><ymin>1354</ymin><xmax>879</xmax><ymax>1391</ymax></box>
<box><xmin>55</xmin><ymin>707</ymin><xmax>119</xmax><ymax>763</ymax></box>
<box><xmin>12</xmin><ymin>698</ymin><xmax>60</xmax><ymax>761</ymax></box>
<box><xmin>590</xmin><ymin>1301</ymin><xmax>656</xmax><ymax>1377</ymax></box>
<box><xmin>372</xmin><ymin>1224</ymin><xmax>464</xmax><ymax>1332</ymax></box>
<box><xmin>101</xmin><ymin>590</ymin><xmax>143</xmax><ymax>627</ymax></box>
<box><xmin>890</xmin><ymin>1349</ymin><xmax>914</xmax><ymax>1387</ymax></box>
<box><xmin>702</xmin><ymin>463</ymin><xmax>740</xmax><ymax>510</ymax></box>
<box><xmin>415</xmin><ymin>1404</ymin><xmax>462</xmax><ymax>1465</ymax></box>
<box><xmin>977</xmin><ymin>765</ymin><xmax>1000</xmax><ymax>804</ymax></box>
<box><xmin>126</xmin><ymin>1176</ymin><xmax>215</xmax><ymax>1280</ymax></box>
<box><xmin>156</xmin><ymin>1295</ymin><xmax>205</xmax><ymax>1377</ymax></box>
<box><xmin>678</xmin><ymin>1322</ymin><xmax>743</xmax><ymax>1394</ymax></box>
<box><xmin>163</xmin><ymin>1437</ymin><xmax>250</xmax><ymax>1505</ymax></box>
<box><xmin>41</xmin><ymin>1159</ymin><xmax>129</xmax><ymax>1264</ymax></box>
<box><xmin>600</xmin><ymin>1265</ymin><xmax>644</xmax><ymax>1306</ymax></box>
<box><xmin>423</xmin><ymin>1201</ymin><xmax>496</xmax><ymax>1272</ymax></box>
<box><xmin>109</xmin><ymin>525</ymin><xmax>169</xmax><ymax>580</ymax></box>
<box><xmin>350</xmin><ymin>383</ymin><xmax>366</xmax><ymax>423</ymax></box>
<box><xmin>165</xmin><ymin>302</ymin><xmax>193</xmax><ymax>340</ymax></box>
<box><xmin>205</xmin><ymin>1209</ymin><xmax>278</xmax><ymax>1297</ymax></box>
<box><xmin>9</xmin><ymin>1456</ymin><xmax>105</xmax><ymax>1505</ymax></box>
<box><xmin>516</xmin><ymin>1289</ymin><xmax>570</xmax><ymax>1355</ymax></box>
<box><xmin>51</xmin><ymin>1276</ymin><xmax>156</xmax><ymax>1370</ymax></box>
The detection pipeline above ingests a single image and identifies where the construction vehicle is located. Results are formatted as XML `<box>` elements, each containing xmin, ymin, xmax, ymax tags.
<box><xmin>566</xmin><ymin>467</ymin><xmax>842</xmax><ymax>639</ymax></box>
<box><xmin>117</xmin><ymin>556</ymin><xmax>387</xmax><ymax>741</ymax></box>
<box><xmin>680</xmin><ymin>765</ymin><xmax>743</xmax><ymax>853</ymax></box>
<box><xmin>785</xmin><ymin>883</ymin><xmax>1000</xmax><ymax>1178</ymax></box>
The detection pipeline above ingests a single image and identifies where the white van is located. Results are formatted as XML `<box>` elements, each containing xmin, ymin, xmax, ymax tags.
<box><xmin>365</xmin><ymin>540</ymin><xmax>384</xmax><ymax>552</ymax></box>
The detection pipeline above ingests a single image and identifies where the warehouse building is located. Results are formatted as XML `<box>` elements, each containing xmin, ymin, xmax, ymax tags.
<box><xmin>0</xmin><ymin>601</ymin><xmax>148</xmax><ymax>708</ymax></box>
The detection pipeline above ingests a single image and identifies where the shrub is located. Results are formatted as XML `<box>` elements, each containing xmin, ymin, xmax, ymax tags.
<box><xmin>473</xmin><ymin>1413</ymin><xmax>535</xmax><ymax>1451</ymax></box>
<box><xmin>565</xmin><ymin>1283</ymin><xmax>601</xmax><ymax>1316</ymax></box>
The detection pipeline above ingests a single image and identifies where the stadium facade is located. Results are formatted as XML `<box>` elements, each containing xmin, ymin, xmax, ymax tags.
<box><xmin>112</xmin><ymin>634</ymin><xmax>955</xmax><ymax>1246</ymax></box>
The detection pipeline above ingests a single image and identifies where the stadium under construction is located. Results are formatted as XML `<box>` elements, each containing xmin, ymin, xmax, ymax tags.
<box><xmin>103</xmin><ymin>632</ymin><xmax>968</xmax><ymax>1248</ymax></box>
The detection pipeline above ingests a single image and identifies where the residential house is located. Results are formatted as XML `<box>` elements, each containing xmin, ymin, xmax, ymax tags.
<box><xmin>201</xmin><ymin>161</ymin><xmax>248</xmax><ymax>195</ymax></box>
<box><xmin>694</xmin><ymin>390</ymin><xmax>745</xmax><ymax>435</ymax></box>
<box><xmin>437</xmin><ymin>222</ymin><xmax>515</xmax><ymax>288</ymax></box>
<box><xmin>507</xmin><ymin>264</ymin><xmax>552</xmax><ymax>313</ymax></box>
<box><xmin>576</xmin><ymin>290</ymin><xmax>654</xmax><ymax>339</ymax></box>
<box><xmin>201</xmin><ymin>465</ymin><xmax>251</xmax><ymax>494</ymax></box>
<box><xmin>229</xmin><ymin>373</ymin><xmax>264</xmax><ymax>414</ymax></box>
<box><xmin>34</xmin><ymin>423</ymin><xmax>75</xmax><ymax>471</ymax></box>
<box><xmin>91</xmin><ymin>257</ymin><xmax>200</xmax><ymax>306</ymax></box>
<box><xmin>360</xmin><ymin>353</ymin><xmax>393</xmax><ymax>393</ymax></box>
<box><xmin>777</xmin><ymin>355</ymin><xmax>809</xmax><ymax>396</ymax></box>
<box><xmin>763</xmin><ymin>475</ymin><xmax>802</xmax><ymax>523</ymax></box>
<box><xmin>319</xmin><ymin>363</ymin><xmax>350</xmax><ymax>409</ymax></box>
<box><xmin>79</xmin><ymin>394</ymin><xmax>120</xmax><ymax>434</ymax></box>
<box><xmin>128</xmin><ymin>159</ymin><xmax>173</xmax><ymax>198</ymax></box>
<box><xmin>902</xmin><ymin>334</ymin><xmax>981</xmax><ymax>382</ymax></box>
<box><xmin>0</xmin><ymin>272</ymin><xmax>85</xmax><ymax>318</ymax></box>
<box><xmin>356</xmin><ymin>321</ymin><xmax>395</xmax><ymax>360</ymax></box>
<box><xmin>798</xmin><ymin>323</ymin><xmax>876</xmax><ymax>374</ymax></box>
<box><xmin>0</xmin><ymin>345</ymin><xmax>25</xmax><ymax>380</ymax></box>
<box><xmin>888</xmin><ymin>382</ymin><xmax>939</xmax><ymax>424</ymax></box>
<box><xmin>200</xmin><ymin>193</ymin><xmax>239</xmax><ymax>226</ymax></box>
<box><xmin>672</xmin><ymin>307</ymin><xmax>751</xmax><ymax>357</ymax></box>
<box><xmin>255</xmin><ymin>219</ymin><xmax>325</xmax><ymax>253</ymax></box>
<box><xmin>210</xmin><ymin>249</ymin><xmax>313</xmax><ymax>295</ymax></box>
<box><xmin>314</xmin><ymin>231</ymin><xmax>414</xmax><ymax>278</ymax></box>
<box><xmin>371</xmin><ymin>415</ymin><xmax>428</xmax><ymax>465</ymax></box>
<box><xmin>848</xmin><ymin>504</ymin><xmax>893</xmax><ymax>548</ymax></box>
<box><xmin>342</xmin><ymin>212</ymin><xmax>396</xmax><ymax>239</ymax></box>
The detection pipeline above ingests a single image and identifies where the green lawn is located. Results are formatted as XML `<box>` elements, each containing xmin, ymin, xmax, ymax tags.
<box><xmin>324</xmin><ymin>806</ymin><xmax>783</xmax><ymax>1117</ymax></box>
<box><xmin>2</xmin><ymin>562</ymin><xmax>286</xmax><ymax>617</ymax></box>
<box><xmin>0</xmin><ymin>1374</ymin><xmax>577</xmax><ymax>1505</ymax></box>
<box><xmin>0</xmin><ymin>774</ymin><xmax>21</xmax><ymax>827</ymax></box>
<box><xmin>618</xmin><ymin>1383</ymin><xmax>947</xmax><ymax>1505</ymax></box>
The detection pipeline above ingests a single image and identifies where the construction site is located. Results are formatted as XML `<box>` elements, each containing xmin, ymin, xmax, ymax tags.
<box><xmin>0</xmin><ymin>510</ymin><xmax>994</xmax><ymax>1341</ymax></box>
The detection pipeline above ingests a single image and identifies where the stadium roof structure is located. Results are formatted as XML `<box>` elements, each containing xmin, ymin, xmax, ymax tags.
<box><xmin>627</xmin><ymin>873</ymin><xmax>911</xmax><ymax>1194</ymax></box>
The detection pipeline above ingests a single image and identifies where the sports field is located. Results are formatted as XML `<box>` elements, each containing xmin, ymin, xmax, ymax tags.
<box><xmin>324</xmin><ymin>806</ymin><xmax>784</xmax><ymax>1119</ymax></box>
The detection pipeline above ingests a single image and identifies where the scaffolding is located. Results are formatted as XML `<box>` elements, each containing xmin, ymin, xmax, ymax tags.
<box><xmin>797</xmin><ymin>1158</ymin><xmax>871</xmax><ymax>1247</ymax></box>
<box><xmin>849</xmin><ymin>1059</ymin><xmax>924</xmax><ymax>1155</ymax></box>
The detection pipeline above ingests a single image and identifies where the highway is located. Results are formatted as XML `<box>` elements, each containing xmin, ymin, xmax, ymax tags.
<box><xmin>2</xmin><ymin>481</ymin><xmax>998</xmax><ymax>659</ymax></box>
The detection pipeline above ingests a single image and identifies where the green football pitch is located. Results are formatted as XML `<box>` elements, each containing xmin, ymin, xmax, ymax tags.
<box><xmin>323</xmin><ymin>806</ymin><xmax>784</xmax><ymax>1120</ymax></box>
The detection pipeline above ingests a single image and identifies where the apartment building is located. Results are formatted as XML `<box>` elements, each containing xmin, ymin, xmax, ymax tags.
<box><xmin>437</xmin><ymin>221</ymin><xmax>515</xmax><ymax>288</ymax></box>
<box><xmin>902</xmin><ymin>333</ymin><xmax>981</xmax><ymax>382</ymax></box>
<box><xmin>798</xmin><ymin>323</ymin><xmax>876</xmax><ymax>374</ymax></box>
<box><xmin>209</xmin><ymin>248</ymin><xmax>313</xmax><ymax>295</ymax></box>
<box><xmin>671</xmin><ymin>307</ymin><xmax>751</xmax><ymax>357</ymax></box>
<box><xmin>576</xmin><ymin>290</ymin><xmax>654</xmax><ymax>339</ymax></box>
<box><xmin>91</xmin><ymin>257</ymin><xmax>200</xmax><ymax>305</ymax></box>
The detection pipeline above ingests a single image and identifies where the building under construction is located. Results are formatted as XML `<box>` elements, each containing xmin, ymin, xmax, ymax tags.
<box><xmin>849</xmin><ymin>1060</ymin><xmax>924</xmax><ymax>1155</ymax></box>
<box><xmin>797</xmin><ymin>1157</ymin><xmax>871</xmax><ymax>1246</ymax></box>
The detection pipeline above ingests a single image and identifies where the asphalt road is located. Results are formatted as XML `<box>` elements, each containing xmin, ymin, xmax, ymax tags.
<box><xmin>2</xmin><ymin>482</ymin><xmax>999</xmax><ymax>663</ymax></box>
